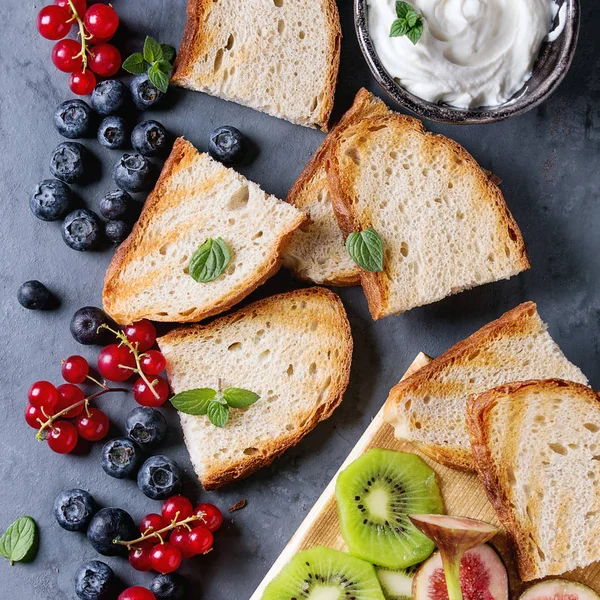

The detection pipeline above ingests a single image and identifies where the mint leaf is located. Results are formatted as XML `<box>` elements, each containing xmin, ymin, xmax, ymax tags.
<box><xmin>170</xmin><ymin>389</ymin><xmax>216</xmax><ymax>415</ymax></box>
<box><xmin>390</xmin><ymin>19</ymin><xmax>409</xmax><ymax>37</ymax></box>
<box><xmin>223</xmin><ymin>388</ymin><xmax>260</xmax><ymax>409</ymax></box>
<box><xmin>395</xmin><ymin>1</ymin><xmax>411</xmax><ymax>18</ymax></box>
<box><xmin>161</xmin><ymin>44</ymin><xmax>176</xmax><ymax>63</ymax></box>
<box><xmin>122</xmin><ymin>52</ymin><xmax>146</xmax><ymax>74</ymax></box>
<box><xmin>346</xmin><ymin>228</ymin><xmax>385</xmax><ymax>272</ymax></box>
<box><xmin>208</xmin><ymin>401</ymin><xmax>229</xmax><ymax>427</ymax></box>
<box><xmin>390</xmin><ymin>2</ymin><xmax>423</xmax><ymax>44</ymax></box>
<box><xmin>406</xmin><ymin>22</ymin><xmax>424</xmax><ymax>44</ymax></box>
<box><xmin>0</xmin><ymin>517</ymin><xmax>36</xmax><ymax>565</ymax></box>
<box><xmin>189</xmin><ymin>237</ymin><xmax>231</xmax><ymax>283</ymax></box>
<box><xmin>148</xmin><ymin>63</ymin><xmax>170</xmax><ymax>94</ymax></box>
<box><xmin>143</xmin><ymin>36</ymin><xmax>163</xmax><ymax>64</ymax></box>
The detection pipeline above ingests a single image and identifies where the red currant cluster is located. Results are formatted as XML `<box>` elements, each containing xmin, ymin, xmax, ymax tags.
<box><xmin>120</xmin><ymin>496</ymin><xmax>223</xmax><ymax>575</ymax></box>
<box><xmin>25</xmin><ymin>360</ymin><xmax>123</xmax><ymax>454</ymax></box>
<box><xmin>98</xmin><ymin>320</ymin><xmax>170</xmax><ymax>407</ymax></box>
<box><xmin>36</xmin><ymin>0</ymin><xmax>121</xmax><ymax>95</ymax></box>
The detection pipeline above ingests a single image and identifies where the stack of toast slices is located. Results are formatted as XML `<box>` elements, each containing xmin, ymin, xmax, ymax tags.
<box><xmin>171</xmin><ymin>0</ymin><xmax>341</xmax><ymax>130</ymax></box>
<box><xmin>284</xmin><ymin>88</ymin><xmax>530</xmax><ymax>319</ymax></box>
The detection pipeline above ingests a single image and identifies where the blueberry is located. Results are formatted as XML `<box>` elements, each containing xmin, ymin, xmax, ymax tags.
<box><xmin>137</xmin><ymin>455</ymin><xmax>183</xmax><ymax>500</ymax></box>
<box><xmin>30</xmin><ymin>179</ymin><xmax>73</xmax><ymax>221</ymax></box>
<box><xmin>150</xmin><ymin>573</ymin><xmax>187</xmax><ymax>600</ymax></box>
<box><xmin>209</xmin><ymin>126</ymin><xmax>245</xmax><ymax>165</ymax></box>
<box><xmin>99</xmin><ymin>189</ymin><xmax>133</xmax><ymax>220</ymax></box>
<box><xmin>54</xmin><ymin>489</ymin><xmax>97</xmax><ymax>532</ymax></box>
<box><xmin>74</xmin><ymin>560</ymin><xmax>114</xmax><ymax>600</ymax></box>
<box><xmin>113</xmin><ymin>153</ymin><xmax>155</xmax><ymax>193</ymax></box>
<box><xmin>105</xmin><ymin>219</ymin><xmax>131</xmax><ymax>245</ymax></box>
<box><xmin>130</xmin><ymin>74</ymin><xmax>164</xmax><ymax>110</ymax></box>
<box><xmin>91</xmin><ymin>80</ymin><xmax>128</xmax><ymax>116</ymax></box>
<box><xmin>87</xmin><ymin>507</ymin><xmax>137</xmax><ymax>556</ymax></box>
<box><xmin>62</xmin><ymin>209</ymin><xmax>102</xmax><ymax>251</ymax></box>
<box><xmin>70</xmin><ymin>306</ymin><xmax>109</xmax><ymax>345</ymax></box>
<box><xmin>17</xmin><ymin>280</ymin><xmax>53</xmax><ymax>310</ymax></box>
<box><xmin>97</xmin><ymin>116</ymin><xmax>128</xmax><ymax>150</ymax></box>
<box><xmin>54</xmin><ymin>99</ymin><xmax>94</xmax><ymax>139</ymax></box>
<box><xmin>101</xmin><ymin>438</ymin><xmax>141</xmax><ymax>479</ymax></box>
<box><xmin>126</xmin><ymin>407</ymin><xmax>168</xmax><ymax>449</ymax></box>
<box><xmin>50</xmin><ymin>142</ymin><xmax>87</xmax><ymax>183</ymax></box>
<box><xmin>131</xmin><ymin>120</ymin><xmax>168</xmax><ymax>156</ymax></box>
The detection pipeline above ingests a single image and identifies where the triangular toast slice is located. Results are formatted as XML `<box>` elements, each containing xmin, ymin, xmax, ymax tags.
<box><xmin>467</xmin><ymin>379</ymin><xmax>600</xmax><ymax>581</ymax></box>
<box><xmin>171</xmin><ymin>0</ymin><xmax>341</xmax><ymax>130</ymax></box>
<box><xmin>103</xmin><ymin>138</ymin><xmax>306</xmax><ymax>324</ymax></box>
<box><xmin>283</xmin><ymin>89</ymin><xmax>390</xmax><ymax>286</ymax></box>
<box><xmin>327</xmin><ymin>113</ymin><xmax>531</xmax><ymax>319</ymax></box>
<box><xmin>157</xmin><ymin>287</ymin><xmax>353</xmax><ymax>490</ymax></box>
<box><xmin>383</xmin><ymin>302</ymin><xmax>588</xmax><ymax>470</ymax></box>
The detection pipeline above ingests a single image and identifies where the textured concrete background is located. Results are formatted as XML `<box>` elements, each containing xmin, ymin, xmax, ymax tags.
<box><xmin>0</xmin><ymin>1</ymin><xmax>598</xmax><ymax>598</ymax></box>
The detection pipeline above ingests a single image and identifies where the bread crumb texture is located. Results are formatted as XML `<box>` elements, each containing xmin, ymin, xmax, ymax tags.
<box><xmin>172</xmin><ymin>0</ymin><xmax>341</xmax><ymax>129</ymax></box>
<box><xmin>158</xmin><ymin>287</ymin><xmax>353</xmax><ymax>489</ymax></box>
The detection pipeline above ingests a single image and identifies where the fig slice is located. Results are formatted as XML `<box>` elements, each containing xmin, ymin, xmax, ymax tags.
<box><xmin>519</xmin><ymin>580</ymin><xmax>600</xmax><ymax>600</ymax></box>
<box><xmin>409</xmin><ymin>515</ymin><xmax>499</xmax><ymax>600</ymax></box>
<box><xmin>412</xmin><ymin>544</ymin><xmax>508</xmax><ymax>600</ymax></box>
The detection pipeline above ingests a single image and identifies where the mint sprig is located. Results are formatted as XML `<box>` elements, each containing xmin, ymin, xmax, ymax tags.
<box><xmin>0</xmin><ymin>516</ymin><xmax>37</xmax><ymax>565</ymax></box>
<box><xmin>346</xmin><ymin>228</ymin><xmax>385</xmax><ymax>272</ymax></box>
<box><xmin>189</xmin><ymin>237</ymin><xmax>231</xmax><ymax>283</ymax></box>
<box><xmin>390</xmin><ymin>2</ymin><xmax>424</xmax><ymax>45</ymax></box>
<box><xmin>122</xmin><ymin>36</ymin><xmax>177</xmax><ymax>93</ymax></box>
<box><xmin>171</xmin><ymin>386</ymin><xmax>260</xmax><ymax>428</ymax></box>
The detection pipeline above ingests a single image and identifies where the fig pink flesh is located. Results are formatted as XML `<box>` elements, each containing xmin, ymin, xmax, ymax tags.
<box><xmin>519</xmin><ymin>580</ymin><xmax>600</xmax><ymax>600</ymax></box>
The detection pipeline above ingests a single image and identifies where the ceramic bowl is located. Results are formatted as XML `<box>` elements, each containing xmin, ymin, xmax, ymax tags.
<box><xmin>354</xmin><ymin>0</ymin><xmax>580</xmax><ymax>124</ymax></box>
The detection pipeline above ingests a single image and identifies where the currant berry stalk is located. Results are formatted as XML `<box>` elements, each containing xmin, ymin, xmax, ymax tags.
<box><xmin>35</xmin><ymin>384</ymin><xmax>125</xmax><ymax>441</ymax></box>
<box><xmin>67</xmin><ymin>0</ymin><xmax>91</xmax><ymax>72</ymax></box>
<box><xmin>99</xmin><ymin>324</ymin><xmax>162</xmax><ymax>401</ymax></box>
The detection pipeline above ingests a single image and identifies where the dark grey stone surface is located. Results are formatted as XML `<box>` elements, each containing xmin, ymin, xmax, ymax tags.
<box><xmin>0</xmin><ymin>1</ymin><xmax>598</xmax><ymax>598</ymax></box>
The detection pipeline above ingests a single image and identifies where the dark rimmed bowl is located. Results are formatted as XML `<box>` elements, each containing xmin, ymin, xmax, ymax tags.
<box><xmin>355</xmin><ymin>0</ymin><xmax>580</xmax><ymax>124</ymax></box>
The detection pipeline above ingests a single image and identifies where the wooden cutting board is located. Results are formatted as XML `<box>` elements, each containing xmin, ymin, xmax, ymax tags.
<box><xmin>250</xmin><ymin>353</ymin><xmax>600</xmax><ymax>600</ymax></box>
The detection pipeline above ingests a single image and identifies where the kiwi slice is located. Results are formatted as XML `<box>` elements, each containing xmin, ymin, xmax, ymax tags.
<box><xmin>376</xmin><ymin>565</ymin><xmax>419</xmax><ymax>600</ymax></box>
<box><xmin>261</xmin><ymin>545</ymin><xmax>386</xmax><ymax>600</ymax></box>
<box><xmin>336</xmin><ymin>448</ymin><xmax>443</xmax><ymax>569</ymax></box>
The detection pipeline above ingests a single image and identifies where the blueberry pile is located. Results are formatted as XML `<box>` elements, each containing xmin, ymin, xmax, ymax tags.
<box><xmin>30</xmin><ymin>78</ymin><xmax>168</xmax><ymax>252</ymax></box>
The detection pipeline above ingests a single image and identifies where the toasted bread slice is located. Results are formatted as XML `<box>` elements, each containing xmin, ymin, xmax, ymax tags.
<box><xmin>327</xmin><ymin>114</ymin><xmax>530</xmax><ymax>319</ymax></box>
<box><xmin>103</xmin><ymin>138</ymin><xmax>306</xmax><ymax>324</ymax></box>
<box><xmin>283</xmin><ymin>89</ymin><xmax>390</xmax><ymax>286</ymax></box>
<box><xmin>157</xmin><ymin>287</ymin><xmax>353</xmax><ymax>490</ymax></box>
<box><xmin>384</xmin><ymin>302</ymin><xmax>588</xmax><ymax>470</ymax></box>
<box><xmin>467</xmin><ymin>379</ymin><xmax>600</xmax><ymax>581</ymax></box>
<box><xmin>171</xmin><ymin>0</ymin><xmax>341</xmax><ymax>130</ymax></box>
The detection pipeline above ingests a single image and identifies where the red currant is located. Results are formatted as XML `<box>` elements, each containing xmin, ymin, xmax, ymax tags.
<box><xmin>84</xmin><ymin>4</ymin><xmax>119</xmax><ymax>40</ymax></box>
<box><xmin>89</xmin><ymin>43</ymin><xmax>121</xmax><ymax>77</ymax></box>
<box><xmin>186</xmin><ymin>526</ymin><xmax>213</xmax><ymax>555</ymax></box>
<box><xmin>118</xmin><ymin>587</ymin><xmax>156</xmax><ymax>600</ymax></box>
<box><xmin>61</xmin><ymin>355</ymin><xmax>89</xmax><ymax>384</ymax></box>
<box><xmin>28</xmin><ymin>381</ymin><xmax>59</xmax><ymax>410</ymax></box>
<box><xmin>133</xmin><ymin>376</ymin><xmax>169</xmax><ymax>407</ymax></box>
<box><xmin>69</xmin><ymin>70</ymin><xmax>97</xmax><ymax>96</ymax></box>
<box><xmin>169</xmin><ymin>527</ymin><xmax>196</xmax><ymax>558</ymax></box>
<box><xmin>76</xmin><ymin>408</ymin><xmax>110</xmax><ymax>441</ymax></box>
<box><xmin>124</xmin><ymin>320</ymin><xmax>157</xmax><ymax>352</ymax></box>
<box><xmin>47</xmin><ymin>420</ymin><xmax>79</xmax><ymax>454</ymax></box>
<box><xmin>140</xmin><ymin>350</ymin><xmax>166</xmax><ymax>375</ymax></box>
<box><xmin>25</xmin><ymin>404</ymin><xmax>54</xmax><ymax>429</ymax></box>
<box><xmin>97</xmin><ymin>344</ymin><xmax>135</xmax><ymax>382</ymax></box>
<box><xmin>194</xmin><ymin>503</ymin><xmax>223</xmax><ymax>532</ymax></box>
<box><xmin>37</xmin><ymin>5</ymin><xmax>71</xmax><ymax>40</ymax></box>
<box><xmin>139</xmin><ymin>513</ymin><xmax>168</xmax><ymax>535</ymax></box>
<box><xmin>150</xmin><ymin>542</ymin><xmax>182</xmax><ymax>574</ymax></box>
<box><xmin>162</xmin><ymin>496</ymin><xmax>193</xmax><ymax>523</ymax></box>
<box><xmin>54</xmin><ymin>0</ymin><xmax>87</xmax><ymax>18</ymax></box>
<box><xmin>129</xmin><ymin>541</ymin><xmax>155</xmax><ymax>572</ymax></box>
<box><xmin>52</xmin><ymin>39</ymin><xmax>84</xmax><ymax>73</ymax></box>
<box><xmin>55</xmin><ymin>383</ymin><xmax>85</xmax><ymax>418</ymax></box>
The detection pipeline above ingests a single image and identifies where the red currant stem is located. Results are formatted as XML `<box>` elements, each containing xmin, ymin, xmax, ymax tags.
<box><xmin>85</xmin><ymin>374</ymin><xmax>106</xmax><ymax>388</ymax></box>
<box><xmin>99</xmin><ymin>324</ymin><xmax>161</xmax><ymax>401</ymax></box>
<box><xmin>113</xmin><ymin>514</ymin><xmax>205</xmax><ymax>549</ymax></box>
<box><xmin>34</xmin><ymin>386</ymin><xmax>126</xmax><ymax>441</ymax></box>
<box><xmin>67</xmin><ymin>0</ymin><xmax>90</xmax><ymax>72</ymax></box>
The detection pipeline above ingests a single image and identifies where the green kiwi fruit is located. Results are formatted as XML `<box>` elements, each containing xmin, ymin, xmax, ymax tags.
<box><xmin>376</xmin><ymin>564</ymin><xmax>419</xmax><ymax>600</ymax></box>
<box><xmin>335</xmin><ymin>448</ymin><xmax>443</xmax><ymax>569</ymax></box>
<box><xmin>261</xmin><ymin>545</ymin><xmax>386</xmax><ymax>600</ymax></box>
